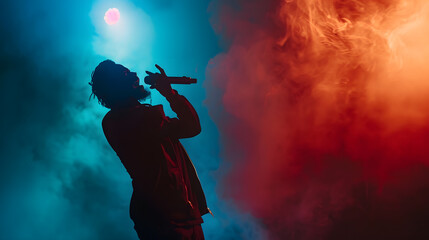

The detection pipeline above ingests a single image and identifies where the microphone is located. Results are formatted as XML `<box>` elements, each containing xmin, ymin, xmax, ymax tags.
<box><xmin>144</xmin><ymin>75</ymin><xmax>197</xmax><ymax>85</ymax></box>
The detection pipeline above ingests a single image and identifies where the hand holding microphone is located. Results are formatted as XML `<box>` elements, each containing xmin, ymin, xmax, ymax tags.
<box><xmin>145</xmin><ymin>64</ymin><xmax>197</xmax><ymax>89</ymax></box>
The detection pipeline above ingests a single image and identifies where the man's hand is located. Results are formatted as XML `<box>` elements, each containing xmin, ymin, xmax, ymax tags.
<box><xmin>145</xmin><ymin>64</ymin><xmax>175</xmax><ymax>98</ymax></box>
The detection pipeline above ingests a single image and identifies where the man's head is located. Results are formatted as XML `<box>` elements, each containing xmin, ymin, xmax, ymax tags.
<box><xmin>89</xmin><ymin>60</ymin><xmax>150</xmax><ymax>108</ymax></box>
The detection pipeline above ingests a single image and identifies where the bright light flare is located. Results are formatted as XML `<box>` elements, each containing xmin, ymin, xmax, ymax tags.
<box><xmin>104</xmin><ymin>8</ymin><xmax>120</xmax><ymax>25</ymax></box>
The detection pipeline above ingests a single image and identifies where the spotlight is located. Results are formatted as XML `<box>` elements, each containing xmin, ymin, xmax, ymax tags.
<box><xmin>104</xmin><ymin>8</ymin><xmax>120</xmax><ymax>25</ymax></box>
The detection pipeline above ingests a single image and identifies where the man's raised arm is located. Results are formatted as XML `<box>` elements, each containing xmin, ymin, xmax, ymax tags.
<box><xmin>148</xmin><ymin>64</ymin><xmax>201</xmax><ymax>139</ymax></box>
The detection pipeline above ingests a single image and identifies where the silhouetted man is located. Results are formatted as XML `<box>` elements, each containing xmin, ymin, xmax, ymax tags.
<box><xmin>89</xmin><ymin>60</ymin><xmax>209</xmax><ymax>239</ymax></box>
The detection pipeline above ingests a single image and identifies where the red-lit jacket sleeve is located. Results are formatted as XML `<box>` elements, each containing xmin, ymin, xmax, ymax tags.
<box><xmin>160</xmin><ymin>90</ymin><xmax>201</xmax><ymax>139</ymax></box>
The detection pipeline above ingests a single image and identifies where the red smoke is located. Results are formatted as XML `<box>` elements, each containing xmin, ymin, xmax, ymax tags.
<box><xmin>206</xmin><ymin>0</ymin><xmax>429</xmax><ymax>239</ymax></box>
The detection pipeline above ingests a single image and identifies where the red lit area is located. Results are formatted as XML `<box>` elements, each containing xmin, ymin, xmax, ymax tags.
<box><xmin>207</xmin><ymin>0</ymin><xmax>429</xmax><ymax>239</ymax></box>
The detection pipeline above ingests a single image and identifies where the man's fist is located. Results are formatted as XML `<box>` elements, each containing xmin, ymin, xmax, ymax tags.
<box><xmin>145</xmin><ymin>64</ymin><xmax>175</xmax><ymax>97</ymax></box>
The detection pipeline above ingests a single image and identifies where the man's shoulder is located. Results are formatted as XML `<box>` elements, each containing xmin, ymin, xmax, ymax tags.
<box><xmin>145</xmin><ymin>104</ymin><xmax>165</xmax><ymax>117</ymax></box>
<box><xmin>102</xmin><ymin>104</ymin><xmax>166</xmax><ymax>127</ymax></box>
<box><xmin>102</xmin><ymin>110</ymin><xmax>113</xmax><ymax>129</ymax></box>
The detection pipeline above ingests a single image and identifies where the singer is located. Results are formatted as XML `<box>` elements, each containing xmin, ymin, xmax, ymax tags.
<box><xmin>89</xmin><ymin>60</ymin><xmax>209</xmax><ymax>240</ymax></box>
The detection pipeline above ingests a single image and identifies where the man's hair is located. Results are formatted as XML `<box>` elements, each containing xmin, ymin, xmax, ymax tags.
<box><xmin>89</xmin><ymin>60</ymin><xmax>150</xmax><ymax>108</ymax></box>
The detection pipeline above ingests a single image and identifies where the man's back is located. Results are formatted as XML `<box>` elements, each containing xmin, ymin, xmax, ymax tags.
<box><xmin>102</xmin><ymin>96</ymin><xmax>208</xmax><ymax>226</ymax></box>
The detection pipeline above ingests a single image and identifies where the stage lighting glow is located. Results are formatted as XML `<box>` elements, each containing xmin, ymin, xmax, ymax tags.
<box><xmin>104</xmin><ymin>8</ymin><xmax>120</xmax><ymax>25</ymax></box>
<box><xmin>91</xmin><ymin>1</ymin><xmax>154</xmax><ymax>64</ymax></box>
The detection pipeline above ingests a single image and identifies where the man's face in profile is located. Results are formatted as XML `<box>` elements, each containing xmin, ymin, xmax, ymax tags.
<box><xmin>119</xmin><ymin>65</ymin><xmax>140</xmax><ymax>89</ymax></box>
<box><xmin>118</xmin><ymin>64</ymin><xmax>149</xmax><ymax>100</ymax></box>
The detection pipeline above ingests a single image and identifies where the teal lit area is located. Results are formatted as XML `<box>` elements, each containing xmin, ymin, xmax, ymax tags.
<box><xmin>0</xmin><ymin>0</ymin><xmax>264</xmax><ymax>239</ymax></box>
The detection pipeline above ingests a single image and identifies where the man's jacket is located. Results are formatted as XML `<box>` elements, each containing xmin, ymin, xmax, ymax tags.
<box><xmin>102</xmin><ymin>91</ymin><xmax>209</xmax><ymax>225</ymax></box>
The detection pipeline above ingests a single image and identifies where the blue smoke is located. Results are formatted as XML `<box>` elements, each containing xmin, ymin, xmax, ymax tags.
<box><xmin>0</xmin><ymin>0</ymin><xmax>266</xmax><ymax>239</ymax></box>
